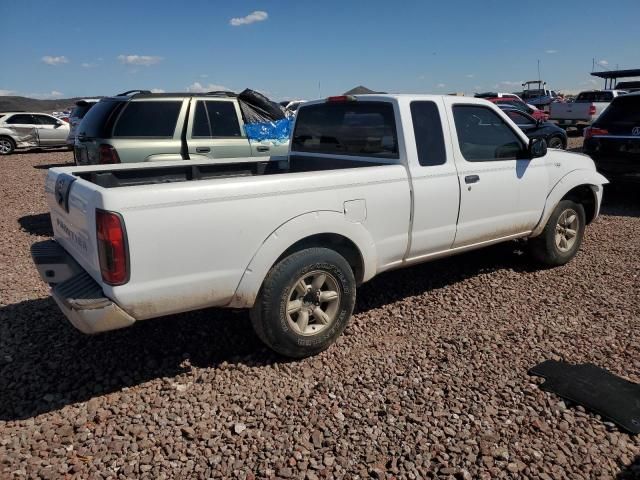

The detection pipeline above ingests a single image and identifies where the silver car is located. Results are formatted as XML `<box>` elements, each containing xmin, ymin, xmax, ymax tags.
<box><xmin>74</xmin><ymin>90</ymin><xmax>290</xmax><ymax>165</ymax></box>
<box><xmin>0</xmin><ymin>112</ymin><xmax>70</xmax><ymax>155</ymax></box>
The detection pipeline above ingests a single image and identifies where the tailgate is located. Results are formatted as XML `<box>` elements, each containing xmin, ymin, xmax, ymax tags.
<box><xmin>45</xmin><ymin>169</ymin><xmax>102</xmax><ymax>281</ymax></box>
<box><xmin>551</xmin><ymin>103</ymin><xmax>590</xmax><ymax>121</ymax></box>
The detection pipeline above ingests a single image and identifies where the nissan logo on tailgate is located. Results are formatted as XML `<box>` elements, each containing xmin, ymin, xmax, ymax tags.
<box><xmin>632</xmin><ymin>126</ymin><xmax>640</xmax><ymax>136</ymax></box>
<box><xmin>54</xmin><ymin>174</ymin><xmax>76</xmax><ymax>212</ymax></box>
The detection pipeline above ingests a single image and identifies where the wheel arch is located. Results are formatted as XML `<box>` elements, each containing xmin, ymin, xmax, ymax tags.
<box><xmin>531</xmin><ymin>169</ymin><xmax>608</xmax><ymax>237</ymax></box>
<box><xmin>228</xmin><ymin>210</ymin><xmax>377</xmax><ymax>308</ymax></box>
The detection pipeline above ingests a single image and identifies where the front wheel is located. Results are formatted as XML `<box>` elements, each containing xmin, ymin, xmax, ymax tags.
<box><xmin>529</xmin><ymin>200</ymin><xmax>585</xmax><ymax>266</ymax></box>
<box><xmin>0</xmin><ymin>137</ymin><xmax>15</xmax><ymax>155</ymax></box>
<box><xmin>250</xmin><ymin>247</ymin><xmax>356</xmax><ymax>358</ymax></box>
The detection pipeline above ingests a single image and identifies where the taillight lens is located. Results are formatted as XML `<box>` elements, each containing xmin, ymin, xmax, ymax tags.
<box><xmin>96</xmin><ymin>209</ymin><xmax>129</xmax><ymax>285</ymax></box>
<box><xmin>99</xmin><ymin>144</ymin><xmax>120</xmax><ymax>164</ymax></box>
<box><xmin>588</xmin><ymin>105</ymin><xmax>596</xmax><ymax>116</ymax></box>
<box><xmin>584</xmin><ymin>127</ymin><xmax>608</xmax><ymax>140</ymax></box>
<box><xmin>326</xmin><ymin>95</ymin><xmax>357</xmax><ymax>103</ymax></box>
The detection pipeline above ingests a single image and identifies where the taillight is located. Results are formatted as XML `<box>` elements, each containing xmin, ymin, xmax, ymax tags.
<box><xmin>96</xmin><ymin>209</ymin><xmax>129</xmax><ymax>285</ymax></box>
<box><xmin>584</xmin><ymin>127</ymin><xmax>608</xmax><ymax>140</ymax></box>
<box><xmin>326</xmin><ymin>95</ymin><xmax>357</xmax><ymax>103</ymax></box>
<box><xmin>588</xmin><ymin>105</ymin><xmax>596</xmax><ymax>116</ymax></box>
<box><xmin>99</xmin><ymin>144</ymin><xmax>120</xmax><ymax>164</ymax></box>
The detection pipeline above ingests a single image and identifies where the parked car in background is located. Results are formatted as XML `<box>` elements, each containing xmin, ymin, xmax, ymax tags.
<box><xmin>550</xmin><ymin>90</ymin><xmax>627</xmax><ymax>130</ymax></box>
<box><xmin>75</xmin><ymin>90</ymin><xmax>289</xmax><ymax>165</ymax></box>
<box><xmin>499</xmin><ymin>106</ymin><xmax>567</xmax><ymax>149</ymax></box>
<box><xmin>519</xmin><ymin>81</ymin><xmax>559</xmax><ymax>109</ymax></box>
<box><xmin>486</xmin><ymin>97</ymin><xmax>549</xmax><ymax>121</ymax></box>
<box><xmin>32</xmin><ymin>94</ymin><xmax>606</xmax><ymax>357</ymax></box>
<box><xmin>583</xmin><ymin>91</ymin><xmax>640</xmax><ymax>182</ymax></box>
<box><xmin>0</xmin><ymin>112</ymin><xmax>70</xmax><ymax>155</ymax></box>
<box><xmin>67</xmin><ymin>99</ymin><xmax>100</xmax><ymax>146</ymax></box>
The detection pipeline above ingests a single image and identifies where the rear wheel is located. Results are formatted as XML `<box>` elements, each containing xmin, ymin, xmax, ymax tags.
<box><xmin>0</xmin><ymin>137</ymin><xmax>15</xmax><ymax>155</ymax></box>
<box><xmin>250</xmin><ymin>247</ymin><xmax>356</xmax><ymax>358</ymax></box>
<box><xmin>548</xmin><ymin>136</ymin><xmax>564</xmax><ymax>149</ymax></box>
<box><xmin>530</xmin><ymin>200</ymin><xmax>585</xmax><ymax>266</ymax></box>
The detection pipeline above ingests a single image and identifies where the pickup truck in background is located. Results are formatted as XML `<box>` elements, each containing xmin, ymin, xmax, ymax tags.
<box><xmin>74</xmin><ymin>90</ymin><xmax>289</xmax><ymax>165</ymax></box>
<box><xmin>550</xmin><ymin>90</ymin><xmax>627</xmax><ymax>130</ymax></box>
<box><xmin>32</xmin><ymin>95</ymin><xmax>607</xmax><ymax>358</ymax></box>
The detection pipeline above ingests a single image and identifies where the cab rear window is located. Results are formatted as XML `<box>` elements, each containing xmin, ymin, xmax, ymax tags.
<box><xmin>292</xmin><ymin>102</ymin><xmax>399</xmax><ymax>159</ymax></box>
<box><xmin>576</xmin><ymin>92</ymin><xmax>614</xmax><ymax>102</ymax></box>
<box><xmin>113</xmin><ymin>101</ymin><xmax>182</xmax><ymax>138</ymax></box>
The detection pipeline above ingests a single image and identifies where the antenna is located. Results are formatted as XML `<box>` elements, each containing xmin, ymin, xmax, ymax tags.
<box><xmin>537</xmin><ymin>59</ymin><xmax>541</xmax><ymax>81</ymax></box>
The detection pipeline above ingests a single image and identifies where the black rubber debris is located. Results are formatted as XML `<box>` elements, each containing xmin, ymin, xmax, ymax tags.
<box><xmin>529</xmin><ymin>360</ymin><xmax>640</xmax><ymax>434</ymax></box>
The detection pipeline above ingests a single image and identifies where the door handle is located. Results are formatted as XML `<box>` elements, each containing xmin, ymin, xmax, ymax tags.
<box><xmin>256</xmin><ymin>146</ymin><xmax>270</xmax><ymax>152</ymax></box>
<box><xmin>464</xmin><ymin>175</ymin><xmax>480</xmax><ymax>184</ymax></box>
<box><xmin>195</xmin><ymin>147</ymin><xmax>210</xmax><ymax>153</ymax></box>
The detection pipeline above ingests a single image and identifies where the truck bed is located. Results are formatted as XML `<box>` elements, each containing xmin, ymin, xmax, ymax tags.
<box><xmin>74</xmin><ymin>155</ymin><xmax>389</xmax><ymax>189</ymax></box>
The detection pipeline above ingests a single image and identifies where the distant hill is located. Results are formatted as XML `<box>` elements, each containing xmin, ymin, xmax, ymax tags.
<box><xmin>343</xmin><ymin>85</ymin><xmax>385</xmax><ymax>95</ymax></box>
<box><xmin>0</xmin><ymin>96</ymin><xmax>101</xmax><ymax>113</ymax></box>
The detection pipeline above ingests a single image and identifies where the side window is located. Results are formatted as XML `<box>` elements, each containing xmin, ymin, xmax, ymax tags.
<box><xmin>410</xmin><ymin>101</ymin><xmax>446</xmax><ymax>166</ymax></box>
<box><xmin>453</xmin><ymin>105</ymin><xmax>524</xmax><ymax>162</ymax></box>
<box><xmin>33</xmin><ymin>115</ymin><xmax>60</xmax><ymax>125</ymax></box>
<box><xmin>5</xmin><ymin>114</ymin><xmax>34</xmax><ymax>124</ymax></box>
<box><xmin>191</xmin><ymin>101</ymin><xmax>241</xmax><ymax>138</ymax></box>
<box><xmin>113</xmin><ymin>101</ymin><xmax>182</xmax><ymax>137</ymax></box>
<box><xmin>505</xmin><ymin>110</ymin><xmax>534</xmax><ymax>125</ymax></box>
<box><xmin>192</xmin><ymin>101</ymin><xmax>212</xmax><ymax>137</ymax></box>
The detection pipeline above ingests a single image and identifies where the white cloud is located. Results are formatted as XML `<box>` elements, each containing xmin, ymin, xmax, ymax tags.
<box><xmin>0</xmin><ymin>89</ymin><xmax>16</xmax><ymax>96</ymax></box>
<box><xmin>465</xmin><ymin>74</ymin><xmax>475</xmax><ymax>78</ymax></box>
<box><xmin>186</xmin><ymin>82</ymin><xmax>231</xmax><ymax>93</ymax></box>
<box><xmin>117</xmin><ymin>55</ymin><xmax>163</xmax><ymax>66</ymax></box>
<box><xmin>494</xmin><ymin>80</ymin><xmax>522</xmax><ymax>89</ymax></box>
<box><xmin>230</xmin><ymin>10</ymin><xmax>268</xmax><ymax>26</ymax></box>
<box><xmin>200</xmin><ymin>74</ymin><xmax>209</xmax><ymax>78</ymax></box>
<box><xmin>545</xmin><ymin>49</ymin><xmax>558</xmax><ymax>54</ymax></box>
<box><xmin>41</xmin><ymin>55</ymin><xmax>69</xmax><ymax>66</ymax></box>
<box><xmin>436</xmin><ymin>83</ymin><xmax>446</xmax><ymax>88</ymax></box>
<box><xmin>150</xmin><ymin>88</ymin><xmax>165</xmax><ymax>93</ymax></box>
<box><xmin>597</xmin><ymin>59</ymin><xmax>609</xmax><ymax>67</ymax></box>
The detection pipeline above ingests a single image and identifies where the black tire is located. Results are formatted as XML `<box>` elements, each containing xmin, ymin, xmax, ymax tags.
<box><xmin>0</xmin><ymin>136</ymin><xmax>15</xmax><ymax>155</ymax></box>
<box><xmin>250</xmin><ymin>247</ymin><xmax>356</xmax><ymax>358</ymax></box>
<box><xmin>530</xmin><ymin>200</ymin><xmax>586</xmax><ymax>266</ymax></box>
<box><xmin>548</xmin><ymin>136</ymin><xmax>564</xmax><ymax>149</ymax></box>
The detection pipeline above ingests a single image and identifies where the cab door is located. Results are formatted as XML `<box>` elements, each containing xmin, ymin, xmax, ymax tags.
<box><xmin>187</xmin><ymin>99</ymin><xmax>252</xmax><ymax>160</ymax></box>
<box><xmin>404</xmin><ymin>99</ymin><xmax>460</xmax><ymax>259</ymax></box>
<box><xmin>446</xmin><ymin>102</ymin><xmax>544</xmax><ymax>247</ymax></box>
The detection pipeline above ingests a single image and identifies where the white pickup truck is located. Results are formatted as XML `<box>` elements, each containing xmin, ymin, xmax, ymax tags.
<box><xmin>32</xmin><ymin>94</ymin><xmax>607</xmax><ymax>358</ymax></box>
<box><xmin>549</xmin><ymin>90</ymin><xmax>627</xmax><ymax>129</ymax></box>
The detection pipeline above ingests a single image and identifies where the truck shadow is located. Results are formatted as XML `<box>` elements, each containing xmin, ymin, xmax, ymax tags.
<box><xmin>601</xmin><ymin>184</ymin><xmax>640</xmax><ymax>217</ymax></box>
<box><xmin>616</xmin><ymin>455</ymin><xmax>640</xmax><ymax>479</ymax></box>
<box><xmin>18</xmin><ymin>213</ymin><xmax>53</xmax><ymax>237</ymax></box>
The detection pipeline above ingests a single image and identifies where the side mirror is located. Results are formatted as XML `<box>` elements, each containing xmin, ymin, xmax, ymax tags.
<box><xmin>528</xmin><ymin>138</ymin><xmax>547</xmax><ymax>158</ymax></box>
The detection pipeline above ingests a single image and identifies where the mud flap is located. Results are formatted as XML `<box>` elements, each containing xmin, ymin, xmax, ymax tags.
<box><xmin>529</xmin><ymin>360</ymin><xmax>640</xmax><ymax>434</ymax></box>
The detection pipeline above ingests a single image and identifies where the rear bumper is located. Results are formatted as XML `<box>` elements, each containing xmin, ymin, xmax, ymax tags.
<box><xmin>31</xmin><ymin>240</ymin><xmax>135</xmax><ymax>334</ymax></box>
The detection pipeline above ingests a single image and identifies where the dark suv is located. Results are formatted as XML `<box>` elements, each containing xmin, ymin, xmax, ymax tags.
<box><xmin>583</xmin><ymin>92</ymin><xmax>640</xmax><ymax>182</ymax></box>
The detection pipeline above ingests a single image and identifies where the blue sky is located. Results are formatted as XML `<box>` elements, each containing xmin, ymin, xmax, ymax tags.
<box><xmin>1</xmin><ymin>0</ymin><xmax>639</xmax><ymax>101</ymax></box>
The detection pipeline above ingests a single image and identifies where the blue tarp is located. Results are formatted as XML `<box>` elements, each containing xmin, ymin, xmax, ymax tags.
<box><xmin>244</xmin><ymin>118</ymin><xmax>293</xmax><ymax>144</ymax></box>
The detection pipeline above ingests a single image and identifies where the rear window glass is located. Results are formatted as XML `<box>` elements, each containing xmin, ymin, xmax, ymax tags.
<box><xmin>410</xmin><ymin>101</ymin><xmax>446</xmax><ymax>166</ymax></box>
<box><xmin>113</xmin><ymin>101</ymin><xmax>182</xmax><ymax>138</ymax></box>
<box><xmin>292</xmin><ymin>101</ymin><xmax>398</xmax><ymax>158</ymax></box>
<box><xmin>596</xmin><ymin>96</ymin><xmax>640</xmax><ymax>126</ymax></box>
<box><xmin>77</xmin><ymin>100</ymin><xmax>125</xmax><ymax>137</ymax></box>
<box><xmin>71</xmin><ymin>103</ymin><xmax>95</xmax><ymax>119</ymax></box>
<box><xmin>192</xmin><ymin>101</ymin><xmax>241</xmax><ymax>138</ymax></box>
<box><xmin>576</xmin><ymin>91</ymin><xmax>614</xmax><ymax>102</ymax></box>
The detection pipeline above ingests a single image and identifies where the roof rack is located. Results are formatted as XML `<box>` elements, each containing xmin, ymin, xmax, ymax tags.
<box><xmin>205</xmin><ymin>91</ymin><xmax>237</xmax><ymax>97</ymax></box>
<box><xmin>116</xmin><ymin>90</ymin><xmax>152</xmax><ymax>96</ymax></box>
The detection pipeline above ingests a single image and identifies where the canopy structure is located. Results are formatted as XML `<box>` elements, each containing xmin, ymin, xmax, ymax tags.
<box><xmin>591</xmin><ymin>69</ymin><xmax>640</xmax><ymax>89</ymax></box>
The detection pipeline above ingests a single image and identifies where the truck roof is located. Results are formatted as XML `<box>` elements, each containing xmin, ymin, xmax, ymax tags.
<box><xmin>301</xmin><ymin>94</ymin><xmax>495</xmax><ymax>107</ymax></box>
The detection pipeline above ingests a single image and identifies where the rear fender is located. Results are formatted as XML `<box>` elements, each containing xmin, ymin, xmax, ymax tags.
<box><xmin>228</xmin><ymin>211</ymin><xmax>377</xmax><ymax>308</ymax></box>
<box><xmin>531</xmin><ymin>169</ymin><xmax>608</xmax><ymax>237</ymax></box>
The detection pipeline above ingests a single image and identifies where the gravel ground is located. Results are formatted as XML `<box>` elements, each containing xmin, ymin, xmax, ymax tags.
<box><xmin>1</xmin><ymin>145</ymin><xmax>639</xmax><ymax>479</ymax></box>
